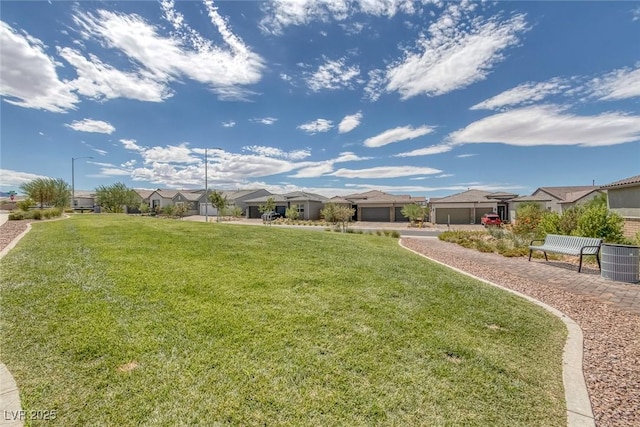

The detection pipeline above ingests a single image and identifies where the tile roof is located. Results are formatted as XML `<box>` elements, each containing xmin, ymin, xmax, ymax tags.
<box><xmin>134</xmin><ymin>189</ymin><xmax>154</xmax><ymax>199</ymax></box>
<box><xmin>175</xmin><ymin>191</ymin><xmax>201</xmax><ymax>201</ymax></box>
<box><xmin>600</xmin><ymin>175</ymin><xmax>640</xmax><ymax>189</ymax></box>
<box><xmin>559</xmin><ymin>189</ymin><xmax>601</xmax><ymax>204</ymax></box>
<box><xmin>511</xmin><ymin>194</ymin><xmax>553</xmax><ymax>202</ymax></box>
<box><xmin>430</xmin><ymin>189</ymin><xmax>496</xmax><ymax>203</ymax></box>
<box><xmin>535</xmin><ymin>186</ymin><xmax>599</xmax><ymax>201</ymax></box>
<box><xmin>284</xmin><ymin>191</ymin><xmax>329</xmax><ymax>202</ymax></box>
<box><xmin>244</xmin><ymin>194</ymin><xmax>288</xmax><ymax>203</ymax></box>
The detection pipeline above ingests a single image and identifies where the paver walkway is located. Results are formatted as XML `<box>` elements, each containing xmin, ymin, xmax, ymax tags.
<box><xmin>404</xmin><ymin>237</ymin><xmax>640</xmax><ymax>316</ymax></box>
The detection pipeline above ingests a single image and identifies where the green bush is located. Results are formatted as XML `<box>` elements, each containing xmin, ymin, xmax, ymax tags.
<box><xmin>538</xmin><ymin>211</ymin><xmax>561</xmax><ymax>235</ymax></box>
<box><xmin>8</xmin><ymin>212</ymin><xmax>25</xmax><ymax>220</ymax></box>
<box><xmin>17</xmin><ymin>198</ymin><xmax>34</xmax><ymax>211</ymax></box>
<box><xmin>512</xmin><ymin>203</ymin><xmax>545</xmax><ymax>238</ymax></box>
<box><xmin>390</xmin><ymin>231</ymin><xmax>400</xmax><ymax>238</ymax></box>
<box><xmin>576</xmin><ymin>205</ymin><xmax>625</xmax><ymax>243</ymax></box>
<box><xmin>558</xmin><ymin>206</ymin><xmax>582</xmax><ymax>235</ymax></box>
<box><xmin>32</xmin><ymin>210</ymin><xmax>42</xmax><ymax>220</ymax></box>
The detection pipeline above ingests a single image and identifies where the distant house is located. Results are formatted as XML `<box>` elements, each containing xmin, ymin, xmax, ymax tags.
<box><xmin>429</xmin><ymin>189</ymin><xmax>517</xmax><ymax>225</ymax></box>
<box><xmin>173</xmin><ymin>191</ymin><xmax>201</xmax><ymax>215</ymax></box>
<box><xmin>197</xmin><ymin>189</ymin><xmax>272</xmax><ymax>216</ymax></box>
<box><xmin>341</xmin><ymin>190</ymin><xmax>427</xmax><ymax>222</ymax></box>
<box><xmin>73</xmin><ymin>190</ymin><xmax>96</xmax><ymax>210</ymax></box>
<box><xmin>601</xmin><ymin>175</ymin><xmax>640</xmax><ymax>239</ymax></box>
<box><xmin>148</xmin><ymin>189</ymin><xmax>178</xmax><ymax>211</ymax></box>
<box><xmin>527</xmin><ymin>186</ymin><xmax>602</xmax><ymax>213</ymax></box>
<box><xmin>244</xmin><ymin>194</ymin><xmax>288</xmax><ymax>218</ymax></box>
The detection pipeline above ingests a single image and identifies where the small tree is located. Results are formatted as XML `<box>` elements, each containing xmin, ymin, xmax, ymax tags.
<box><xmin>328</xmin><ymin>205</ymin><xmax>355</xmax><ymax>232</ymax></box>
<box><xmin>208</xmin><ymin>190</ymin><xmax>228</xmax><ymax>222</ymax></box>
<box><xmin>320</xmin><ymin>203</ymin><xmax>338</xmax><ymax>224</ymax></box>
<box><xmin>401</xmin><ymin>203</ymin><xmax>426</xmax><ymax>226</ymax></box>
<box><xmin>285</xmin><ymin>206</ymin><xmax>300</xmax><ymax>222</ymax></box>
<box><xmin>162</xmin><ymin>204</ymin><xmax>176</xmax><ymax>217</ymax></box>
<box><xmin>20</xmin><ymin>177</ymin><xmax>70</xmax><ymax>209</ymax></box>
<box><xmin>258</xmin><ymin>197</ymin><xmax>276</xmax><ymax>215</ymax></box>
<box><xmin>139</xmin><ymin>203</ymin><xmax>150</xmax><ymax>215</ymax></box>
<box><xmin>230</xmin><ymin>206</ymin><xmax>243</xmax><ymax>218</ymax></box>
<box><xmin>95</xmin><ymin>182</ymin><xmax>136</xmax><ymax>213</ymax></box>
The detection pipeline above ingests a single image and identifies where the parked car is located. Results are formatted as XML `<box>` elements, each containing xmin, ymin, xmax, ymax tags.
<box><xmin>481</xmin><ymin>213</ymin><xmax>502</xmax><ymax>227</ymax></box>
<box><xmin>261</xmin><ymin>211</ymin><xmax>282</xmax><ymax>221</ymax></box>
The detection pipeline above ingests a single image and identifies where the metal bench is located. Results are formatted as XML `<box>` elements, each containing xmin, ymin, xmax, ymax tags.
<box><xmin>529</xmin><ymin>234</ymin><xmax>602</xmax><ymax>273</ymax></box>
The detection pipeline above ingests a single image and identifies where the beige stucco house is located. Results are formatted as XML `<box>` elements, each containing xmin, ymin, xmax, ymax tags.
<box><xmin>601</xmin><ymin>175</ymin><xmax>640</xmax><ymax>239</ymax></box>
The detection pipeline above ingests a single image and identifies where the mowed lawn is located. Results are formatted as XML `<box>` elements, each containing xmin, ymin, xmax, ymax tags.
<box><xmin>0</xmin><ymin>215</ymin><xmax>566</xmax><ymax>426</ymax></box>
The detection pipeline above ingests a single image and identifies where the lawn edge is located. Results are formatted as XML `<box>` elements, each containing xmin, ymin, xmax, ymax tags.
<box><xmin>398</xmin><ymin>238</ymin><xmax>595</xmax><ymax>427</ymax></box>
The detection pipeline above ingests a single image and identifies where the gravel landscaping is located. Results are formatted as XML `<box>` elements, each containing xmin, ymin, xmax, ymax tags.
<box><xmin>401</xmin><ymin>238</ymin><xmax>640</xmax><ymax>427</ymax></box>
<box><xmin>0</xmin><ymin>220</ymin><xmax>30</xmax><ymax>254</ymax></box>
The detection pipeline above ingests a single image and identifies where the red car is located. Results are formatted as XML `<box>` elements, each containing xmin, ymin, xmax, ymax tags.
<box><xmin>481</xmin><ymin>213</ymin><xmax>502</xmax><ymax>227</ymax></box>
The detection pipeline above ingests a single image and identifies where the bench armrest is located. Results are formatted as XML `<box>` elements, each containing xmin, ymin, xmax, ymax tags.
<box><xmin>530</xmin><ymin>239</ymin><xmax>545</xmax><ymax>246</ymax></box>
<box><xmin>579</xmin><ymin>245</ymin><xmax>602</xmax><ymax>255</ymax></box>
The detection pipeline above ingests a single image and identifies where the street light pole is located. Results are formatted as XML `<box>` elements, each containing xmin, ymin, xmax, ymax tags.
<box><xmin>72</xmin><ymin>156</ymin><xmax>93</xmax><ymax>211</ymax></box>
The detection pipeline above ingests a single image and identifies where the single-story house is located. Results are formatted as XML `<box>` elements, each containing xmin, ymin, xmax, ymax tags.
<box><xmin>148</xmin><ymin>189</ymin><xmax>178</xmax><ymax>211</ymax></box>
<box><xmin>243</xmin><ymin>191</ymin><xmax>328</xmax><ymax>219</ymax></box>
<box><xmin>197</xmin><ymin>189</ymin><xmax>272</xmax><ymax>216</ymax></box>
<box><xmin>429</xmin><ymin>189</ymin><xmax>517</xmax><ymax>225</ymax></box>
<box><xmin>73</xmin><ymin>190</ymin><xmax>96</xmax><ymax>210</ymax></box>
<box><xmin>601</xmin><ymin>175</ymin><xmax>640</xmax><ymax>239</ymax></box>
<box><xmin>340</xmin><ymin>190</ymin><xmax>428</xmax><ymax>222</ymax></box>
<box><xmin>528</xmin><ymin>186</ymin><xmax>602</xmax><ymax>213</ymax></box>
<box><xmin>173</xmin><ymin>191</ymin><xmax>201</xmax><ymax>215</ymax></box>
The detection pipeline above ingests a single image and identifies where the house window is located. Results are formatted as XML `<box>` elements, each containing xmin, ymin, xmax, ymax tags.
<box><xmin>296</xmin><ymin>204</ymin><xmax>304</xmax><ymax>215</ymax></box>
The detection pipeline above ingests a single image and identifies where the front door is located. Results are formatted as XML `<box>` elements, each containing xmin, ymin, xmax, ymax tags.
<box><xmin>497</xmin><ymin>205</ymin><xmax>507</xmax><ymax>221</ymax></box>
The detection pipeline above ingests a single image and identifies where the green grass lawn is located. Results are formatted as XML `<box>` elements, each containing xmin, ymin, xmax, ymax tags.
<box><xmin>0</xmin><ymin>215</ymin><xmax>566</xmax><ymax>426</ymax></box>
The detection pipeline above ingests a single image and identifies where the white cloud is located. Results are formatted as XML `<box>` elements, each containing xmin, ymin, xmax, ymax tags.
<box><xmin>298</xmin><ymin>118</ymin><xmax>334</xmax><ymax>134</ymax></box>
<box><xmin>334</xmin><ymin>151</ymin><xmax>371</xmax><ymax>162</ymax></box>
<box><xmin>73</xmin><ymin>5</ymin><xmax>264</xmax><ymax>101</ymax></box>
<box><xmin>243</xmin><ymin>145</ymin><xmax>311</xmax><ymax>160</ymax></box>
<box><xmin>142</xmin><ymin>143</ymin><xmax>200</xmax><ymax>164</ymax></box>
<box><xmin>121</xmin><ymin>139</ymin><xmax>144</xmax><ymax>151</ymax></box>
<box><xmin>471</xmin><ymin>78</ymin><xmax>568</xmax><ymax>110</ymax></box>
<box><xmin>65</xmin><ymin>119</ymin><xmax>115</xmax><ymax>134</ymax></box>
<box><xmin>331</xmin><ymin>165</ymin><xmax>442</xmax><ymax>178</ymax></box>
<box><xmin>589</xmin><ymin>66</ymin><xmax>640</xmax><ymax>101</ymax></box>
<box><xmin>222</xmin><ymin>120</ymin><xmax>236</xmax><ymax>128</ymax></box>
<box><xmin>448</xmin><ymin>105</ymin><xmax>640</xmax><ymax>147</ymax></box>
<box><xmin>98</xmin><ymin>168</ymin><xmax>130</xmax><ymax>176</ymax></box>
<box><xmin>632</xmin><ymin>6</ymin><xmax>640</xmax><ymax>21</ymax></box>
<box><xmin>305</xmin><ymin>57</ymin><xmax>360</xmax><ymax>91</ymax></box>
<box><xmin>386</xmin><ymin>6</ymin><xmax>529</xmax><ymax>99</ymax></box>
<box><xmin>251</xmin><ymin>117</ymin><xmax>278</xmax><ymax>125</ymax></box>
<box><xmin>456</xmin><ymin>153</ymin><xmax>477</xmax><ymax>158</ymax></box>
<box><xmin>364</xmin><ymin>125</ymin><xmax>434</xmax><ymax>147</ymax></box>
<box><xmin>259</xmin><ymin>0</ymin><xmax>419</xmax><ymax>34</ymax></box>
<box><xmin>436</xmin><ymin>173</ymin><xmax>454</xmax><ymax>178</ymax></box>
<box><xmin>0</xmin><ymin>21</ymin><xmax>79</xmax><ymax>112</ymax></box>
<box><xmin>58</xmin><ymin>47</ymin><xmax>171</xmax><ymax>103</ymax></box>
<box><xmin>394</xmin><ymin>143</ymin><xmax>452</xmax><ymax>157</ymax></box>
<box><xmin>0</xmin><ymin>169</ymin><xmax>50</xmax><ymax>189</ymax></box>
<box><xmin>288</xmin><ymin>162</ymin><xmax>335</xmax><ymax>178</ymax></box>
<box><xmin>363</xmin><ymin>69</ymin><xmax>386</xmax><ymax>102</ymax></box>
<box><xmin>338</xmin><ymin>112</ymin><xmax>363</xmax><ymax>133</ymax></box>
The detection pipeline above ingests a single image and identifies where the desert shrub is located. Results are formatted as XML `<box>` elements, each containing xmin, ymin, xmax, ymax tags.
<box><xmin>285</xmin><ymin>207</ymin><xmax>299</xmax><ymax>222</ymax></box>
<box><xmin>558</xmin><ymin>206</ymin><xmax>582</xmax><ymax>235</ymax></box>
<box><xmin>162</xmin><ymin>205</ymin><xmax>176</xmax><ymax>217</ymax></box>
<box><xmin>512</xmin><ymin>203</ymin><xmax>545</xmax><ymax>238</ymax></box>
<box><xmin>390</xmin><ymin>231</ymin><xmax>400</xmax><ymax>238</ymax></box>
<box><xmin>9</xmin><ymin>212</ymin><xmax>25</xmax><ymax>220</ymax></box>
<box><xmin>538</xmin><ymin>211</ymin><xmax>561</xmax><ymax>235</ymax></box>
<box><xmin>576</xmin><ymin>205</ymin><xmax>625</xmax><ymax>243</ymax></box>
<box><xmin>32</xmin><ymin>210</ymin><xmax>42</xmax><ymax>220</ymax></box>
<box><xmin>17</xmin><ymin>198</ymin><xmax>34</xmax><ymax>211</ymax></box>
<box><xmin>486</xmin><ymin>226</ymin><xmax>506</xmax><ymax>239</ymax></box>
<box><xmin>475</xmin><ymin>240</ymin><xmax>494</xmax><ymax>253</ymax></box>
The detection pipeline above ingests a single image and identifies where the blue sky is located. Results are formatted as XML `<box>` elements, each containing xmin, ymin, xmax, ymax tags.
<box><xmin>1</xmin><ymin>0</ymin><xmax>639</xmax><ymax>198</ymax></box>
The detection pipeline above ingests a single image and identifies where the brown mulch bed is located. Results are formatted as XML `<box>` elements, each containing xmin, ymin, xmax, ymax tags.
<box><xmin>0</xmin><ymin>220</ymin><xmax>32</xmax><ymax>253</ymax></box>
<box><xmin>401</xmin><ymin>238</ymin><xmax>640</xmax><ymax>427</ymax></box>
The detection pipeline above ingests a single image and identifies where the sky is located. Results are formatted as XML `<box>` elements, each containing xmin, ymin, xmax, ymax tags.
<box><xmin>1</xmin><ymin>0</ymin><xmax>639</xmax><ymax>198</ymax></box>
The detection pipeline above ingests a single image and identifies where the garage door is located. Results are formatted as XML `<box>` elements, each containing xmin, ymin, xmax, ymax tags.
<box><xmin>361</xmin><ymin>207</ymin><xmax>390</xmax><ymax>222</ymax></box>
<box><xmin>248</xmin><ymin>206</ymin><xmax>261</xmax><ymax>218</ymax></box>
<box><xmin>199</xmin><ymin>203</ymin><xmax>218</xmax><ymax>216</ymax></box>
<box><xmin>435</xmin><ymin>208</ymin><xmax>471</xmax><ymax>224</ymax></box>
<box><xmin>394</xmin><ymin>207</ymin><xmax>409</xmax><ymax>222</ymax></box>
